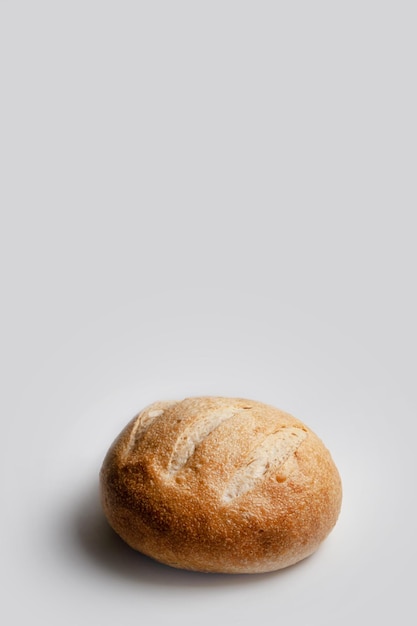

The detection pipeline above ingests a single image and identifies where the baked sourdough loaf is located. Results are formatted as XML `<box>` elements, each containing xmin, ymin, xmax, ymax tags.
<box><xmin>100</xmin><ymin>396</ymin><xmax>342</xmax><ymax>574</ymax></box>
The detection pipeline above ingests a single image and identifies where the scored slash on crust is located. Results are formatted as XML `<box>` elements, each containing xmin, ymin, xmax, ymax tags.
<box><xmin>124</xmin><ymin>402</ymin><xmax>175</xmax><ymax>459</ymax></box>
<box><xmin>222</xmin><ymin>427</ymin><xmax>307</xmax><ymax>502</ymax></box>
<box><xmin>124</xmin><ymin>401</ymin><xmax>308</xmax><ymax>504</ymax></box>
<box><xmin>167</xmin><ymin>406</ymin><xmax>246</xmax><ymax>475</ymax></box>
<box><xmin>166</xmin><ymin>405</ymin><xmax>308</xmax><ymax>503</ymax></box>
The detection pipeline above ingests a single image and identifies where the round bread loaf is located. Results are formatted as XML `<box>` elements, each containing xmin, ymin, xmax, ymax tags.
<box><xmin>100</xmin><ymin>396</ymin><xmax>342</xmax><ymax>573</ymax></box>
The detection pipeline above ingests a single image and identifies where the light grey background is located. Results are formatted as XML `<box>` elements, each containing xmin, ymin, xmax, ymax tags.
<box><xmin>1</xmin><ymin>2</ymin><xmax>416</xmax><ymax>625</ymax></box>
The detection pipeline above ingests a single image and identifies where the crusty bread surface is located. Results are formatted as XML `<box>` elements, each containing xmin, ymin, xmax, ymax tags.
<box><xmin>100</xmin><ymin>397</ymin><xmax>342</xmax><ymax>574</ymax></box>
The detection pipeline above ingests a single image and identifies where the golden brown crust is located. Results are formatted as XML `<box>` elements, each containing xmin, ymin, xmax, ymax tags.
<box><xmin>100</xmin><ymin>397</ymin><xmax>342</xmax><ymax>573</ymax></box>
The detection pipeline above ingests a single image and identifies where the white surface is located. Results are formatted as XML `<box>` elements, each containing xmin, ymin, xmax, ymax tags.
<box><xmin>1</xmin><ymin>2</ymin><xmax>416</xmax><ymax>625</ymax></box>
